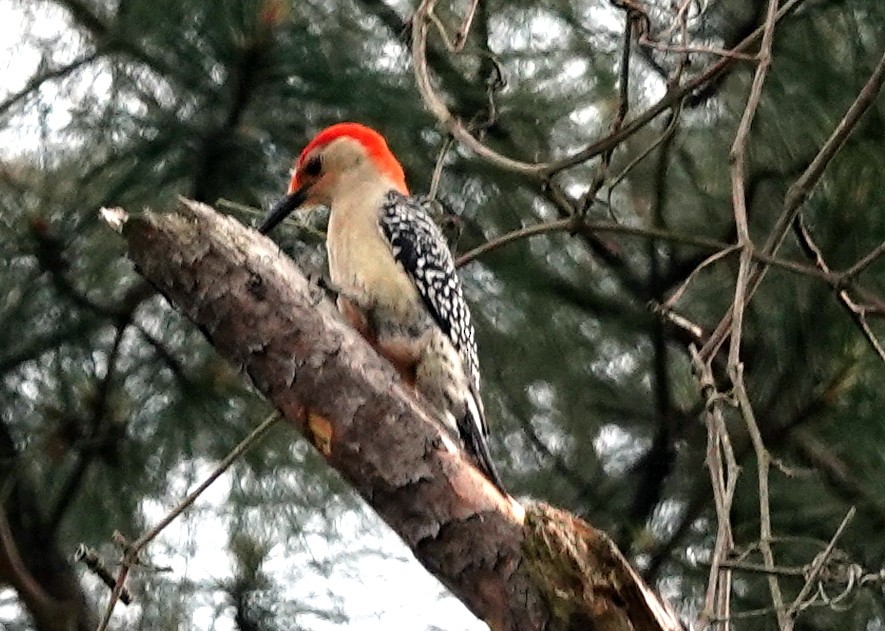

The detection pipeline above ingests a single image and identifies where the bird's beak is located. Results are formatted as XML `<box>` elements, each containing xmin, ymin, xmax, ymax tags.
<box><xmin>258</xmin><ymin>184</ymin><xmax>310</xmax><ymax>235</ymax></box>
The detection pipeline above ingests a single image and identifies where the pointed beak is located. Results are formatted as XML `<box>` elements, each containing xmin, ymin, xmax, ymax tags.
<box><xmin>258</xmin><ymin>185</ymin><xmax>310</xmax><ymax>234</ymax></box>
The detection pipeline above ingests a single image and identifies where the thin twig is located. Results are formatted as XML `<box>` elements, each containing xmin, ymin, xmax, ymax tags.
<box><xmin>725</xmin><ymin>0</ymin><xmax>777</xmax><ymax>365</ymax></box>
<box><xmin>74</xmin><ymin>545</ymin><xmax>133</xmax><ymax>605</ymax></box>
<box><xmin>785</xmin><ymin>507</ymin><xmax>856</xmax><ymax>626</ymax></box>
<box><xmin>412</xmin><ymin>0</ymin><xmax>540</xmax><ymax>177</ymax></box>
<box><xmin>658</xmin><ymin>0</ymin><xmax>702</xmax><ymax>41</ymax></box>
<box><xmin>732</xmin><ymin>371</ymin><xmax>787</xmax><ymax>629</ymax></box>
<box><xmin>93</xmin><ymin>564</ymin><xmax>130</xmax><ymax>631</ymax></box>
<box><xmin>428</xmin><ymin>135</ymin><xmax>454</xmax><ymax>202</ymax></box>
<box><xmin>638</xmin><ymin>37</ymin><xmax>759</xmax><ymax>61</ymax></box>
<box><xmin>428</xmin><ymin>10</ymin><xmax>457</xmax><ymax>52</ymax></box>
<box><xmin>0</xmin><ymin>51</ymin><xmax>100</xmax><ymax>117</ymax></box>
<box><xmin>716</xmin><ymin>560</ymin><xmax>805</xmax><ymax>578</ymax></box>
<box><xmin>452</xmin><ymin>0</ymin><xmax>480</xmax><ymax>51</ymax></box>
<box><xmin>94</xmin><ymin>412</ymin><xmax>281</xmax><ymax>631</ymax></box>
<box><xmin>581</xmin><ymin>13</ymin><xmax>635</xmax><ymax>213</ymax></box>
<box><xmin>411</xmin><ymin>0</ymin><xmax>807</xmax><ymax>179</ymax></box>
<box><xmin>454</xmin><ymin>216</ymin><xmax>856</xmax><ymax>293</ymax></box>
<box><xmin>722</xmin><ymin>0</ymin><xmax>787</xmax><ymax>627</ymax></box>
<box><xmin>690</xmin><ymin>346</ymin><xmax>738</xmax><ymax>631</ymax></box>
<box><xmin>651</xmin><ymin>303</ymin><xmax>706</xmax><ymax>341</ymax></box>
<box><xmin>664</xmin><ymin>245</ymin><xmax>741</xmax><ymax>309</ymax></box>
<box><xmin>670</xmin><ymin>0</ymin><xmax>691</xmax><ymax>85</ymax></box>
<box><xmin>710</xmin><ymin>605</ymin><xmax>785</xmax><ymax>622</ymax></box>
<box><xmin>781</xmin><ymin>50</ymin><xmax>885</xmax><ymax>227</ymax></box>
<box><xmin>614</xmin><ymin>17</ymin><xmax>632</xmax><ymax>131</ymax></box>
<box><xmin>700</xmin><ymin>50</ymin><xmax>885</xmax><ymax>360</ymax></box>
<box><xmin>133</xmin><ymin>413</ymin><xmax>280</xmax><ymax>552</ymax></box>
<box><xmin>793</xmin><ymin>216</ymin><xmax>885</xmax><ymax>360</ymax></box>
<box><xmin>840</xmin><ymin>239</ymin><xmax>885</xmax><ymax>281</ymax></box>
<box><xmin>607</xmin><ymin>106</ymin><xmax>681</xmax><ymax>201</ymax></box>
<box><xmin>456</xmin><ymin>212</ymin><xmax>885</xmax><ymax>314</ymax></box>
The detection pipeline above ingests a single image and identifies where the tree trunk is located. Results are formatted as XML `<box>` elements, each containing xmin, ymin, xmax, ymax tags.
<box><xmin>0</xmin><ymin>422</ymin><xmax>98</xmax><ymax>631</ymax></box>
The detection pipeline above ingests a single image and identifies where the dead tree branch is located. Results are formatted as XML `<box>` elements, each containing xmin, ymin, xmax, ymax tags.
<box><xmin>99</xmin><ymin>199</ymin><xmax>685</xmax><ymax>631</ymax></box>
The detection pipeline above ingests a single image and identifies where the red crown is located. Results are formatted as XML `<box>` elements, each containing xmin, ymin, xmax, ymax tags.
<box><xmin>294</xmin><ymin>122</ymin><xmax>408</xmax><ymax>194</ymax></box>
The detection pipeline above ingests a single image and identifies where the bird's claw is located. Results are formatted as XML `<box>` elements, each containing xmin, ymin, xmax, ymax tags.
<box><xmin>307</xmin><ymin>273</ymin><xmax>332</xmax><ymax>306</ymax></box>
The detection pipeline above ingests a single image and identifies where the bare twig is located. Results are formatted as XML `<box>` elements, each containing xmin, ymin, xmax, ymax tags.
<box><xmin>701</xmin><ymin>50</ymin><xmax>885</xmax><ymax>360</ymax></box>
<box><xmin>716</xmin><ymin>560</ymin><xmax>805</xmax><ymax>578</ymax></box>
<box><xmin>580</xmin><ymin>13</ymin><xmax>635</xmax><ymax>213</ymax></box>
<box><xmin>455</xmin><ymin>212</ymin><xmax>885</xmax><ymax>330</ymax></box>
<box><xmin>607</xmin><ymin>107</ymin><xmax>681</xmax><ymax>201</ymax></box>
<box><xmin>0</xmin><ymin>51</ymin><xmax>100</xmax><ymax>117</ymax></box>
<box><xmin>683</xmin><ymin>538</ymin><xmax>882</xmax><ymax>624</ymax></box>
<box><xmin>614</xmin><ymin>17</ymin><xmax>632</xmax><ymax>131</ymax></box>
<box><xmin>452</xmin><ymin>0</ymin><xmax>480</xmax><ymax>51</ymax></box>
<box><xmin>720</xmin><ymin>0</ymin><xmax>788</xmax><ymax>625</ymax></box>
<box><xmin>454</xmin><ymin>216</ymin><xmax>854</xmax><ymax>292</ymax></box>
<box><xmin>709</xmin><ymin>605</ymin><xmax>781</xmax><ymax>622</ymax></box>
<box><xmin>840</xmin><ymin>239</ymin><xmax>885</xmax><ymax>282</ymax></box>
<box><xmin>664</xmin><ymin>245</ymin><xmax>741</xmax><ymax>309</ymax></box>
<box><xmin>428</xmin><ymin>134</ymin><xmax>454</xmax><ymax>202</ymax></box>
<box><xmin>74</xmin><ymin>545</ymin><xmax>133</xmax><ymax>606</ymax></box>
<box><xmin>412</xmin><ymin>0</ymin><xmax>541</xmax><ymax>177</ymax></box>
<box><xmin>780</xmin><ymin>50</ymin><xmax>885</xmax><ymax>228</ymax></box>
<box><xmin>726</xmin><ymin>0</ymin><xmax>777</xmax><ymax>364</ymax></box>
<box><xmin>785</xmin><ymin>507</ymin><xmax>856</xmax><ymax>625</ymax></box>
<box><xmin>658</xmin><ymin>0</ymin><xmax>702</xmax><ymax>41</ymax></box>
<box><xmin>638</xmin><ymin>35</ymin><xmax>759</xmax><ymax>61</ymax></box>
<box><xmin>455</xmin><ymin>216</ymin><xmax>749</xmax><ymax>267</ymax></box>
<box><xmin>651</xmin><ymin>303</ymin><xmax>706</xmax><ymax>341</ymax></box>
<box><xmin>135</xmin><ymin>413</ymin><xmax>280</xmax><ymax>550</ymax></box>
<box><xmin>93</xmin><ymin>565</ymin><xmax>130</xmax><ymax>631</ymax></box>
<box><xmin>732</xmin><ymin>370</ymin><xmax>787</xmax><ymax>629</ymax></box>
<box><xmin>793</xmin><ymin>216</ymin><xmax>885</xmax><ymax>360</ymax></box>
<box><xmin>94</xmin><ymin>412</ymin><xmax>281</xmax><ymax>631</ymax></box>
<box><xmin>411</xmin><ymin>0</ymin><xmax>807</xmax><ymax>179</ymax></box>
<box><xmin>690</xmin><ymin>347</ymin><xmax>738</xmax><ymax>631</ymax></box>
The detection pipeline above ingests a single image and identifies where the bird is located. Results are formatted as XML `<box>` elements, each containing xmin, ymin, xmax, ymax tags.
<box><xmin>258</xmin><ymin>122</ymin><xmax>505</xmax><ymax>493</ymax></box>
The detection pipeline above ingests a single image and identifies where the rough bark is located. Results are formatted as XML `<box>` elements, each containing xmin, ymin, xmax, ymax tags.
<box><xmin>100</xmin><ymin>199</ymin><xmax>684</xmax><ymax>631</ymax></box>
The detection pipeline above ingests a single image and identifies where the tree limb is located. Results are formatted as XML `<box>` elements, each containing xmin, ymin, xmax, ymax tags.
<box><xmin>100</xmin><ymin>199</ymin><xmax>684</xmax><ymax>631</ymax></box>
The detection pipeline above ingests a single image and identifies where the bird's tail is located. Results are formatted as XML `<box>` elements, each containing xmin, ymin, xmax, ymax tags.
<box><xmin>460</xmin><ymin>394</ymin><xmax>507</xmax><ymax>495</ymax></box>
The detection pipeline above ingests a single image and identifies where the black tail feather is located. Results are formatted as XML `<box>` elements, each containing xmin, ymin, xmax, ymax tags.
<box><xmin>457</xmin><ymin>413</ymin><xmax>507</xmax><ymax>495</ymax></box>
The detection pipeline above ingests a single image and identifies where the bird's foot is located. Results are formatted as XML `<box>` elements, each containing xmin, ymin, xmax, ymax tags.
<box><xmin>307</xmin><ymin>273</ymin><xmax>336</xmax><ymax>306</ymax></box>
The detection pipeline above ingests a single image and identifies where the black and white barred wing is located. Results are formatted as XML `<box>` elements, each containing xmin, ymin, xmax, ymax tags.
<box><xmin>377</xmin><ymin>191</ymin><xmax>480</xmax><ymax>391</ymax></box>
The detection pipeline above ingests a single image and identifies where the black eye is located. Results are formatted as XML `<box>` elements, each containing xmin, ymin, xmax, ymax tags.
<box><xmin>302</xmin><ymin>156</ymin><xmax>322</xmax><ymax>177</ymax></box>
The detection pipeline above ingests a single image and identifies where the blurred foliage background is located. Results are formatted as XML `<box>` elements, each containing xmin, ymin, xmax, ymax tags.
<box><xmin>0</xmin><ymin>0</ymin><xmax>883</xmax><ymax>629</ymax></box>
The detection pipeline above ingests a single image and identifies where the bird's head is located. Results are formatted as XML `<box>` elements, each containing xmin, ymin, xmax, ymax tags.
<box><xmin>259</xmin><ymin>122</ymin><xmax>408</xmax><ymax>234</ymax></box>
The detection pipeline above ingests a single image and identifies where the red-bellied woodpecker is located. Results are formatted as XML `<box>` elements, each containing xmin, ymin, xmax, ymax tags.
<box><xmin>259</xmin><ymin>122</ymin><xmax>505</xmax><ymax>493</ymax></box>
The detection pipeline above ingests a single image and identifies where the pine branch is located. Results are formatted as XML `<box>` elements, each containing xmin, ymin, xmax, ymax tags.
<box><xmin>100</xmin><ymin>199</ymin><xmax>685</xmax><ymax>631</ymax></box>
